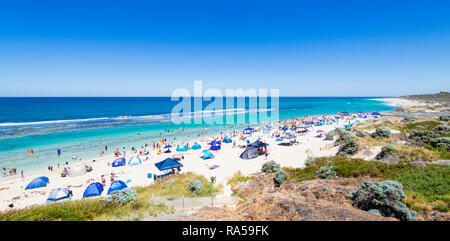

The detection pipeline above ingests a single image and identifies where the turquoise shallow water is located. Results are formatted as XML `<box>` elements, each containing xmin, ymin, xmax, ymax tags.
<box><xmin>0</xmin><ymin>97</ymin><xmax>394</xmax><ymax>175</ymax></box>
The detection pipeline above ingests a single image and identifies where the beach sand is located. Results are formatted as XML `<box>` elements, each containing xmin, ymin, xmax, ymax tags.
<box><xmin>0</xmin><ymin>116</ymin><xmax>371</xmax><ymax>211</ymax></box>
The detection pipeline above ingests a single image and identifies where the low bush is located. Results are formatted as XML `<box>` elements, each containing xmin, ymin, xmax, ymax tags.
<box><xmin>274</xmin><ymin>170</ymin><xmax>286</xmax><ymax>187</ymax></box>
<box><xmin>377</xmin><ymin>144</ymin><xmax>397</xmax><ymax>160</ymax></box>
<box><xmin>188</xmin><ymin>180</ymin><xmax>203</xmax><ymax>195</ymax></box>
<box><xmin>347</xmin><ymin>180</ymin><xmax>416</xmax><ymax>221</ymax></box>
<box><xmin>439</xmin><ymin>115</ymin><xmax>450</xmax><ymax>121</ymax></box>
<box><xmin>315</xmin><ymin>161</ymin><xmax>337</xmax><ymax>179</ymax></box>
<box><xmin>261</xmin><ymin>160</ymin><xmax>280</xmax><ymax>174</ymax></box>
<box><xmin>371</xmin><ymin>128</ymin><xmax>391</xmax><ymax>138</ymax></box>
<box><xmin>101</xmin><ymin>188</ymin><xmax>137</xmax><ymax>205</ymax></box>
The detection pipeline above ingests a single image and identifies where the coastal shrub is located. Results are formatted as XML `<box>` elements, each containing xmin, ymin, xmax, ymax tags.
<box><xmin>433</xmin><ymin>125</ymin><xmax>450</xmax><ymax>134</ymax></box>
<box><xmin>408</xmin><ymin>130</ymin><xmax>439</xmax><ymax>146</ymax></box>
<box><xmin>377</xmin><ymin>144</ymin><xmax>397</xmax><ymax>160</ymax></box>
<box><xmin>305</xmin><ymin>159</ymin><xmax>315</xmax><ymax>167</ymax></box>
<box><xmin>439</xmin><ymin>115</ymin><xmax>450</xmax><ymax>121</ymax></box>
<box><xmin>402</xmin><ymin>117</ymin><xmax>418</xmax><ymax>123</ymax></box>
<box><xmin>371</xmin><ymin>128</ymin><xmax>391</xmax><ymax>138</ymax></box>
<box><xmin>101</xmin><ymin>188</ymin><xmax>137</xmax><ymax>205</ymax></box>
<box><xmin>404</xmin><ymin>121</ymin><xmax>441</xmax><ymax>132</ymax></box>
<box><xmin>347</xmin><ymin>180</ymin><xmax>416</xmax><ymax>221</ymax></box>
<box><xmin>335</xmin><ymin>132</ymin><xmax>360</xmax><ymax>157</ymax></box>
<box><xmin>284</xmin><ymin>157</ymin><xmax>450</xmax><ymax>212</ymax></box>
<box><xmin>274</xmin><ymin>170</ymin><xmax>286</xmax><ymax>187</ymax></box>
<box><xmin>315</xmin><ymin>161</ymin><xmax>337</xmax><ymax>179</ymax></box>
<box><xmin>261</xmin><ymin>160</ymin><xmax>280</xmax><ymax>174</ymax></box>
<box><xmin>188</xmin><ymin>180</ymin><xmax>203</xmax><ymax>195</ymax></box>
<box><xmin>431</xmin><ymin>137</ymin><xmax>450</xmax><ymax>150</ymax></box>
<box><xmin>355</xmin><ymin>130</ymin><xmax>369</xmax><ymax>137</ymax></box>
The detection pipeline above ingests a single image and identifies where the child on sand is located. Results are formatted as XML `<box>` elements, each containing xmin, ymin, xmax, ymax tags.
<box><xmin>101</xmin><ymin>175</ymin><xmax>106</xmax><ymax>186</ymax></box>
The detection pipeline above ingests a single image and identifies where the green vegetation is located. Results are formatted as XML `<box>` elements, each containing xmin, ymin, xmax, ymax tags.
<box><xmin>188</xmin><ymin>180</ymin><xmax>203</xmax><ymax>195</ymax></box>
<box><xmin>274</xmin><ymin>170</ymin><xmax>286</xmax><ymax>187</ymax></box>
<box><xmin>284</xmin><ymin>157</ymin><xmax>450</xmax><ymax>212</ymax></box>
<box><xmin>261</xmin><ymin>160</ymin><xmax>280</xmax><ymax>174</ymax></box>
<box><xmin>227</xmin><ymin>171</ymin><xmax>255</xmax><ymax>186</ymax></box>
<box><xmin>335</xmin><ymin>131</ymin><xmax>360</xmax><ymax>157</ymax></box>
<box><xmin>140</xmin><ymin>172</ymin><xmax>220</xmax><ymax>198</ymax></box>
<box><xmin>0</xmin><ymin>172</ymin><xmax>219</xmax><ymax>221</ymax></box>
<box><xmin>371</xmin><ymin>128</ymin><xmax>391</xmax><ymax>138</ymax></box>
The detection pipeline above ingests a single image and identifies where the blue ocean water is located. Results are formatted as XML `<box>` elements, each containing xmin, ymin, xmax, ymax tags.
<box><xmin>0</xmin><ymin>97</ymin><xmax>394</xmax><ymax>175</ymax></box>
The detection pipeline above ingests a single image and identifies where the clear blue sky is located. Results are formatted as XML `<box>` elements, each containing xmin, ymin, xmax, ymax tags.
<box><xmin>0</xmin><ymin>0</ymin><xmax>449</xmax><ymax>97</ymax></box>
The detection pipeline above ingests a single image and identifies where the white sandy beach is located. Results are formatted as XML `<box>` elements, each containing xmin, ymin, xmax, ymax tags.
<box><xmin>0</xmin><ymin>115</ymin><xmax>377</xmax><ymax>211</ymax></box>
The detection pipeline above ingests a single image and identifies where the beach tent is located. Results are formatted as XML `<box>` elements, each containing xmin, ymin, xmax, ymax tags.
<box><xmin>128</xmin><ymin>156</ymin><xmax>142</xmax><ymax>166</ymax></box>
<box><xmin>67</xmin><ymin>164</ymin><xmax>87</xmax><ymax>177</ymax></box>
<box><xmin>282</xmin><ymin>126</ymin><xmax>289</xmax><ymax>131</ymax></box>
<box><xmin>210</xmin><ymin>144</ymin><xmax>221</xmax><ymax>151</ymax></box>
<box><xmin>191</xmin><ymin>142</ymin><xmax>201</xmax><ymax>150</ymax></box>
<box><xmin>176</xmin><ymin>144</ymin><xmax>188</xmax><ymax>152</ymax></box>
<box><xmin>83</xmin><ymin>182</ymin><xmax>104</xmax><ymax>198</ymax></box>
<box><xmin>201</xmin><ymin>150</ymin><xmax>214</xmax><ymax>159</ymax></box>
<box><xmin>371</xmin><ymin>111</ymin><xmax>381</xmax><ymax>115</ymax></box>
<box><xmin>155</xmin><ymin>158</ymin><xmax>183</xmax><ymax>171</ymax></box>
<box><xmin>223</xmin><ymin>137</ymin><xmax>232</xmax><ymax>143</ymax></box>
<box><xmin>210</xmin><ymin>140</ymin><xmax>221</xmax><ymax>145</ymax></box>
<box><xmin>243</xmin><ymin>127</ymin><xmax>254</xmax><ymax>134</ymax></box>
<box><xmin>248</xmin><ymin>140</ymin><xmax>269</xmax><ymax>148</ymax></box>
<box><xmin>107</xmin><ymin>180</ymin><xmax>128</xmax><ymax>194</ymax></box>
<box><xmin>46</xmin><ymin>188</ymin><xmax>71</xmax><ymax>204</ymax></box>
<box><xmin>25</xmin><ymin>176</ymin><xmax>49</xmax><ymax>190</ymax></box>
<box><xmin>239</xmin><ymin>145</ymin><xmax>259</xmax><ymax>159</ymax></box>
<box><xmin>112</xmin><ymin>157</ymin><xmax>126</xmax><ymax>167</ymax></box>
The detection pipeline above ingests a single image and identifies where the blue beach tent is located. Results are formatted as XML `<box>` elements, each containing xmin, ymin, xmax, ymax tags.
<box><xmin>210</xmin><ymin>144</ymin><xmax>221</xmax><ymax>151</ymax></box>
<box><xmin>282</xmin><ymin>126</ymin><xmax>289</xmax><ymax>131</ymax></box>
<box><xmin>107</xmin><ymin>180</ymin><xmax>128</xmax><ymax>194</ymax></box>
<box><xmin>83</xmin><ymin>182</ymin><xmax>104</xmax><ymax>198</ymax></box>
<box><xmin>371</xmin><ymin>111</ymin><xmax>381</xmax><ymax>115</ymax></box>
<box><xmin>202</xmin><ymin>150</ymin><xmax>214</xmax><ymax>159</ymax></box>
<box><xmin>176</xmin><ymin>144</ymin><xmax>188</xmax><ymax>152</ymax></box>
<box><xmin>128</xmin><ymin>156</ymin><xmax>142</xmax><ymax>166</ymax></box>
<box><xmin>25</xmin><ymin>176</ymin><xmax>49</xmax><ymax>190</ymax></box>
<box><xmin>210</xmin><ymin>140</ymin><xmax>221</xmax><ymax>145</ymax></box>
<box><xmin>191</xmin><ymin>142</ymin><xmax>202</xmax><ymax>150</ymax></box>
<box><xmin>223</xmin><ymin>137</ymin><xmax>232</xmax><ymax>143</ymax></box>
<box><xmin>155</xmin><ymin>158</ymin><xmax>183</xmax><ymax>171</ymax></box>
<box><xmin>112</xmin><ymin>157</ymin><xmax>126</xmax><ymax>167</ymax></box>
<box><xmin>46</xmin><ymin>188</ymin><xmax>71</xmax><ymax>204</ymax></box>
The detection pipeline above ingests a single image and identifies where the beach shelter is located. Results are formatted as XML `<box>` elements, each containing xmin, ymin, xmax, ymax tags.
<box><xmin>210</xmin><ymin>140</ymin><xmax>221</xmax><ymax>145</ymax></box>
<box><xmin>176</xmin><ymin>144</ymin><xmax>188</xmax><ymax>152</ymax></box>
<box><xmin>201</xmin><ymin>150</ymin><xmax>214</xmax><ymax>159</ymax></box>
<box><xmin>46</xmin><ymin>188</ymin><xmax>71</xmax><ymax>204</ymax></box>
<box><xmin>83</xmin><ymin>182</ymin><xmax>104</xmax><ymax>198</ymax></box>
<box><xmin>191</xmin><ymin>142</ymin><xmax>201</xmax><ymax>150</ymax></box>
<box><xmin>155</xmin><ymin>158</ymin><xmax>183</xmax><ymax>171</ymax></box>
<box><xmin>128</xmin><ymin>156</ymin><xmax>142</xmax><ymax>166</ymax></box>
<box><xmin>239</xmin><ymin>145</ymin><xmax>259</xmax><ymax>159</ymax></box>
<box><xmin>243</xmin><ymin>127</ymin><xmax>254</xmax><ymax>134</ymax></box>
<box><xmin>282</xmin><ymin>126</ymin><xmax>289</xmax><ymax>131</ymax></box>
<box><xmin>371</xmin><ymin>111</ymin><xmax>381</xmax><ymax>115</ymax></box>
<box><xmin>25</xmin><ymin>176</ymin><xmax>49</xmax><ymax>190</ymax></box>
<box><xmin>248</xmin><ymin>140</ymin><xmax>269</xmax><ymax>148</ymax></box>
<box><xmin>67</xmin><ymin>164</ymin><xmax>87</xmax><ymax>177</ymax></box>
<box><xmin>107</xmin><ymin>180</ymin><xmax>128</xmax><ymax>194</ymax></box>
<box><xmin>112</xmin><ymin>157</ymin><xmax>126</xmax><ymax>167</ymax></box>
<box><xmin>223</xmin><ymin>137</ymin><xmax>232</xmax><ymax>143</ymax></box>
<box><xmin>210</xmin><ymin>144</ymin><xmax>221</xmax><ymax>151</ymax></box>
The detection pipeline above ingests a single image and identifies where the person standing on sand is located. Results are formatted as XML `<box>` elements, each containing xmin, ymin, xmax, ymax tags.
<box><xmin>21</xmin><ymin>170</ymin><xmax>24</xmax><ymax>179</ymax></box>
<box><xmin>101</xmin><ymin>175</ymin><xmax>106</xmax><ymax>186</ymax></box>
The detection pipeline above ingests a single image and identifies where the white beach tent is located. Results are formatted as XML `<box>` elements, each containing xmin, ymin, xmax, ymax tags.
<box><xmin>128</xmin><ymin>156</ymin><xmax>142</xmax><ymax>166</ymax></box>
<box><xmin>67</xmin><ymin>164</ymin><xmax>87</xmax><ymax>177</ymax></box>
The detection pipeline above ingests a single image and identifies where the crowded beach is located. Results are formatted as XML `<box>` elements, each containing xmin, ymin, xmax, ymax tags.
<box><xmin>0</xmin><ymin>111</ymin><xmax>381</xmax><ymax>210</ymax></box>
